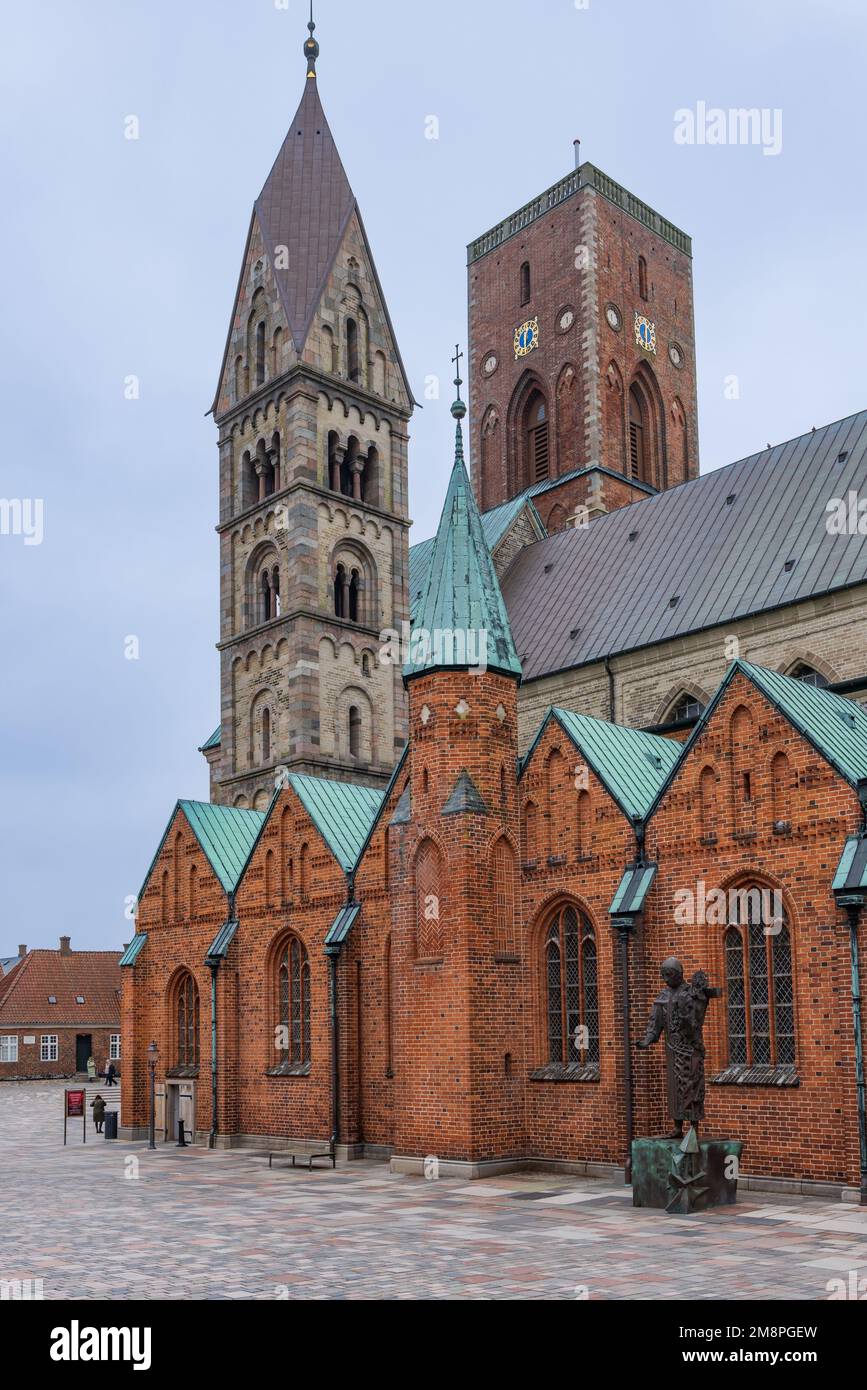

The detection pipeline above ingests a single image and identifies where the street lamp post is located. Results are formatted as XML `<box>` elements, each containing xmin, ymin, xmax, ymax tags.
<box><xmin>147</xmin><ymin>1040</ymin><xmax>158</xmax><ymax>1150</ymax></box>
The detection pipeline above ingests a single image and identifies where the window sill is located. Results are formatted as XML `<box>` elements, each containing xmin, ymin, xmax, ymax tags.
<box><xmin>530</xmin><ymin>1062</ymin><xmax>600</xmax><ymax>1083</ymax></box>
<box><xmin>265</xmin><ymin>1061</ymin><xmax>312</xmax><ymax>1078</ymax></box>
<box><xmin>712</xmin><ymin>1063</ymin><xmax>799</xmax><ymax>1088</ymax></box>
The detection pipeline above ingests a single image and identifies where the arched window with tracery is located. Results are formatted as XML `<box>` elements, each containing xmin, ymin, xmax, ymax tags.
<box><xmin>789</xmin><ymin>663</ymin><xmax>829</xmax><ymax>688</ymax></box>
<box><xmin>725</xmin><ymin>890</ymin><xmax>795</xmax><ymax>1067</ymax></box>
<box><xmin>276</xmin><ymin>935</ymin><xmax>311</xmax><ymax>1067</ymax></box>
<box><xmin>492</xmin><ymin>837</ymin><xmax>517</xmax><ymax>956</ymax></box>
<box><xmin>544</xmin><ymin>906</ymin><xmax>599</xmax><ymax>1066</ymax></box>
<box><xmin>415</xmin><ymin>837</ymin><xmax>443</xmax><ymax>959</ymax></box>
<box><xmin>175</xmin><ymin>972</ymin><xmax>200</xmax><ymax>1070</ymax></box>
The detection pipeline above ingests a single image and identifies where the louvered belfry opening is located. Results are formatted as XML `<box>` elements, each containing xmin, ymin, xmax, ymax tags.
<box><xmin>526</xmin><ymin>390</ymin><xmax>549</xmax><ymax>484</ymax></box>
<box><xmin>629</xmin><ymin>383</ymin><xmax>645</xmax><ymax>480</ymax></box>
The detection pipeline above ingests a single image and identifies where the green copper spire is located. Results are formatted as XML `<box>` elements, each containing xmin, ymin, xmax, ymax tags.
<box><xmin>403</xmin><ymin>352</ymin><xmax>522</xmax><ymax>684</ymax></box>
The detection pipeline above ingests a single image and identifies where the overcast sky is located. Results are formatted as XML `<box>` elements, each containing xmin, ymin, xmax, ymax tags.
<box><xmin>1</xmin><ymin>0</ymin><xmax>866</xmax><ymax>953</ymax></box>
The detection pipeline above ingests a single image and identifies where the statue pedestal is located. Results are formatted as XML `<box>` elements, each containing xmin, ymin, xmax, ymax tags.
<box><xmin>631</xmin><ymin>1135</ymin><xmax>744</xmax><ymax>1214</ymax></box>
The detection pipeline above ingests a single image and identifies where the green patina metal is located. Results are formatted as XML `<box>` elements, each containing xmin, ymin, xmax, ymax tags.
<box><xmin>119</xmin><ymin>933</ymin><xmax>148</xmax><ymax>968</ymax></box>
<box><xmin>286</xmin><ymin>774</ymin><xmax>385</xmax><ymax>873</ymax></box>
<box><xmin>403</xmin><ymin>424</ymin><xmax>522</xmax><ymax>682</ymax></box>
<box><xmin>324</xmin><ymin>902</ymin><xmax>361</xmax><ymax>949</ymax></box>
<box><xmin>543</xmin><ymin>708</ymin><xmax>680</xmax><ymax>822</ymax></box>
<box><xmin>205</xmin><ymin>918</ymin><xmax>239</xmax><ymax>964</ymax></box>
<box><xmin>199</xmin><ymin>724</ymin><xmax>221</xmax><ymax>751</ymax></box>
<box><xmin>610</xmin><ymin>863</ymin><xmax>657</xmax><ymax>916</ymax></box>
<box><xmin>178</xmin><ymin>801</ymin><xmax>266</xmax><ymax>896</ymax></box>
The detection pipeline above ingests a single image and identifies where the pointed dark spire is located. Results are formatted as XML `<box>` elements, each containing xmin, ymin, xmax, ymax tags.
<box><xmin>303</xmin><ymin>3</ymin><xmax>319</xmax><ymax>79</ymax></box>
<box><xmin>451</xmin><ymin>343</ymin><xmax>466</xmax><ymax>463</ymax></box>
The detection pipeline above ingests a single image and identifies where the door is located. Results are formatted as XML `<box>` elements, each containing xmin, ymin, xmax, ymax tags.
<box><xmin>75</xmin><ymin>1034</ymin><xmax>92</xmax><ymax>1072</ymax></box>
<box><xmin>166</xmin><ymin>1082</ymin><xmax>195</xmax><ymax>1143</ymax></box>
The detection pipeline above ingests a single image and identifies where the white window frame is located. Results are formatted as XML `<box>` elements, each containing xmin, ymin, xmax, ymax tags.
<box><xmin>40</xmin><ymin>1034</ymin><xmax>58</xmax><ymax>1062</ymax></box>
<box><xmin>109</xmin><ymin>1034</ymin><xmax>121</xmax><ymax>1061</ymax></box>
<box><xmin>0</xmin><ymin>1036</ymin><xmax>19</xmax><ymax>1063</ymax></box>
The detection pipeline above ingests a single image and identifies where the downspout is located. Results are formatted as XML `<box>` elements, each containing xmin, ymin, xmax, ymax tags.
<box><xmin>613</xmin><ymin>815</ymin><xmax>645</xmax><ymax>1185</ymax></box>
<box><xmin>206</xmin><ymin>889</ymin><xmax>234</xmax><ymax>1150</ymax></box>
<box><xmin>844</xmin><ymin>903</ymin><xmax>867</xmax><ymax>1206</ymax></box>
<box><xmin>605</xmin><ymin>656</ymin><xmax>616</xmax><ymax>723</ymax></box>
<box><xmin>324</xmin><ymin>871</ymin><xmax>355</xmax><ymax>1162</ymax></box>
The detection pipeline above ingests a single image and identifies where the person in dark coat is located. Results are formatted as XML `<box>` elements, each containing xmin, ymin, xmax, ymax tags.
<box><xmin>105</xmin><ymin>1062</ymin><xmax>117</xmax><ymax>1086</ymax></box>
<box><xmin>91</xmin><ymin>1094</ymin><xmax>106</xmax><ymax>1133</ymax></box>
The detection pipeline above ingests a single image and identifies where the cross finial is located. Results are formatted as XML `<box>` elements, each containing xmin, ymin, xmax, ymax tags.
<box><xmin>450</xmin><ymin>344</ymin><xmax>467</xmax><ymax>461</ymax></box>
<box><xmin>304</xmin><ymin>1</ymin><xmax>319</xmax><ymax>78</ymax></box>
<box><xmin>451</xmin><ymin>344</ymin><xmax>464</xmax><ymax>402</ymax></box>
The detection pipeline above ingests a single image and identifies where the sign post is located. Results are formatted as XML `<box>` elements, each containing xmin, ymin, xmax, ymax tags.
<box><xmin>64</xmin><ymin>1088</ymin><xmax>85</xmax><ymax>1145</ymax></box>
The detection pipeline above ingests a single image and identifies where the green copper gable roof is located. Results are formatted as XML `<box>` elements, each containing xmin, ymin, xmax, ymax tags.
<box><xmin>199</xmin><ymin>725</ymin><xmax>221</xmax><ymax>752</ymax></box>
<box><xmin>610</xmin><ymin>863</ymin><xmax>657</xmax><ymax>916</ymax></box>
<box><xmin>205</xmin><ymin>918</ymin><xmax>239</xmax><ymax>963</ymax></box>
<box><xmin>735</xmin><ymin>660</ymin><xmax>867</xmax><ymax>786</ymax></box>
<box><xmin>404</xmin><ymin>430</ymin><xmax>521</xmax><ymax>681</ymax></box>
<box><xmin>287</xmin><ymin>774</ymin><xmax>385</xmax><ymax>873</ymax></box>
<box><xmin>545</xmin><ymin>708</ymin><xmax>681</xmax><ymax>821</ymax></box>
<box><xmin>179</xmin><ymin>801</ymin><xmax>266</xmax><ymax>895</ymax></box>
<box><xmin>324</xmin><ymin>902</ymin><xmax>361</xmax><ymax>950</ymax></box>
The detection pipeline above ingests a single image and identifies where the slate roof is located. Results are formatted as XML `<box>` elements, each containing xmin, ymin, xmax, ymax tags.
<box><xmin>286</xmin><ymin>774</ymin><xmax>385</xmax><ymax>873</ymax></box>
<box><xmin>501</xmin><ymin>411</ymin><xmax>867</xmax><ymax>680</ymax></box>
<box><xmin>530</xmin><ymin>708</ymin><xmax>681</xmax><ymax>821</ymax></box>
<box><xmin>255</xmin><ymin>76</ymin><xmax>356</xmax><ymax>354</ymax></box>
<box><xmin>0</xmin><ymin>950</ymin><xmax>122</xmax><ymax>1027</ymax></box>
<box><xmin>405</xmin><ymin>423</ymin><xmax>522</xmax><ymax>680</ymax></box>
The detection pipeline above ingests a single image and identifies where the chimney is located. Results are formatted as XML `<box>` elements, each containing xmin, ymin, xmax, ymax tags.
<box><xmin>18</xmin><ymin>944</ymin><xmax>27</xmax><ymax>958</ymax></box>
<box><xmin>573</xmin><ymin>137</ymin><xmax>581</xmax><ymax>169</ymax></box>
<box><xmin>59</xmin><ymin>935</ymin><xmax>72</xmax><ymax>956</ymax></box>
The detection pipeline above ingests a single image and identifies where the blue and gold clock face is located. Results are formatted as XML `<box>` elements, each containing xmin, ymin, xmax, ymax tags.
<box><xmin>514</xmin><ymin>317</ymin><xmax>539</xmax><ymax>358</ymax></box>
<box><xmin>634</xmin><ymin>312</ymin><xmax>657</xmax><ymax>355</ymax></box>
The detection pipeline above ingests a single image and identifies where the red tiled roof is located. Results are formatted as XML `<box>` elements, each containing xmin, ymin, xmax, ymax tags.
<box><xmin>0</xmin><ymin>951</ymin><xmax>122</xmax><ymax>1027</ymax></box>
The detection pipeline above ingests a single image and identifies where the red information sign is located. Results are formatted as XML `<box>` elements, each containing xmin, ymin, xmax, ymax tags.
<box><xmin>66</xmin><ymin>1089</ymin><xmax>84</xmax><ymax>1117</ymax></box>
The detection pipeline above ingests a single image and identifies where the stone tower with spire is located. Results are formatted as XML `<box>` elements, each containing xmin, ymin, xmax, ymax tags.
<box><xmin>203</xmin><ymin>17</ymin><xmax>414</xmax><ymax>809</ymax></box>
<box><xmin>390</xmin><ymin>372</ymin><xmax>527</xmax><ymax>1165</ymax></box>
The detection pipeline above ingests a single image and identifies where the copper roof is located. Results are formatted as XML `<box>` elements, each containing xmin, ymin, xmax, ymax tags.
<box><xmin>0</xmin><ymin>950</ymin><xmax>122</xmax><ymax>1027</ymax></box>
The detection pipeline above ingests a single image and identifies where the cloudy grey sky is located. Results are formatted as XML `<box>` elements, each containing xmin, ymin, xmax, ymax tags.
<box><xmin>1</xmin><ymin>0</ymin><xmax>865</xmax><ymax>952</ymax></box>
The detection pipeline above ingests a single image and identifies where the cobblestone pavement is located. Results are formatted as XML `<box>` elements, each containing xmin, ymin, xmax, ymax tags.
<box><xmin>2</xmin><ymin>1082</ymin><xmax>866</xmax><ymax>1300</ymax></box>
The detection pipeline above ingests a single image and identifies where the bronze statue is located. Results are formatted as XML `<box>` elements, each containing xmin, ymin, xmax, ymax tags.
<box><xmin>636</xmin><ymin>957</ymin><xmax>721</xmax><ymax>1138</ymax></box>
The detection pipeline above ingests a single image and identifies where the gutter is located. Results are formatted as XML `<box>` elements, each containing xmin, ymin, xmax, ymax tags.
<box><xmin>611</xmin><ymin>815</ymin><xmax>646</xmax><ymax>1185</ymax></box>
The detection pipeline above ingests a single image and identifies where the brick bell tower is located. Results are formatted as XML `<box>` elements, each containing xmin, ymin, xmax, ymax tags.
<box><xmin>467</xmin><ymin>150</ymin><xmax>699</xmax><ymax>532</ymax></box>
<box><xmin>204</xmin><ymin>18</ymin><xmax>414</xmax><ymax>809</ymax></box>
<box><xmin>390</xmin><ymin>364</ymin><xmax>526</xmax><ymax>1171</ymax></box>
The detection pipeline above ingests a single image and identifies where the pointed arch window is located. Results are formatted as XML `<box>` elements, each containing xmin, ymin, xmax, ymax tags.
<box><xmin>628</xmin><ymin>384</ymin><xmax>646</xmax><ymax>481</ymax></box>
<box><xmin>415</xmin><ymin>838</ymin><xmax>443</xmax><ymax>960</ymax></box>
<box><xmin>520</xmin><ymin>261</ymin><xmax>531</xmax><ymax>305</ymax></box>
<box><xmin>670</xmin><ymin>693</ymin><xmax>704</xmax><ymax>722</ymax></box>
<box><xmin>175</xmin><ymin>973</ymin><xmax>200</xmax><ymax>1070</ymax></box>
<box><xmin>724</xmin><ymin>891</ymin><xmax>795</xmax><ymax>1067</ymax></box>
<box><xmin>256</xmin><ymin>320</ymin><xmax>266</xmax><ymax>386</ymax></box>
<box><xmin>276</xmin><ymin>936</ymin><xmax>311</xmax><ymax>1068</ymax></box>
<box><xmin>544</xmin><ymin>906</ymin><xmax>599</xmax><ymax>1066</ymax></box>
<box><xmin>346</xmin><ymin>317</ymin><xmax>359</xmax><ymax>382</ymax></box>
<box><xmin>638</xmin><ymin>255</ymin><xmax>649</xmax><ymax>301</ymax></box>
<box><xmin>526</xmin><ymin>392</ymin><xmax>549</xmax><ymax>484</ymax></box>
<box><xmin>492</xmin><ymin>837</ymin><xmax>517</xmax><ymax>957</ymax></box>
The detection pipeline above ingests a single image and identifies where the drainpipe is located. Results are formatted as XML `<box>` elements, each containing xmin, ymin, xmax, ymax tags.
<box><xmin>604</xmin><ymin>656</ymin><xmax>616</xmax><ymax>723</ymax></box>
<box><xmin>325</xmin><ymin>941</ymin><xmax>342</xmax><ymax>1163</ymax></box>
<box><xmin>845</xmin><ymin>902</ymin><xmax>867</xmax><ymax>1206</ymax></box>
<box><xmin>612</xmin><ymin>816</ymin><xmax>646</xmax><ymax>1185</ymax></box>
<box><xmin>206</xmin><ymin>890</ymin><xmax>234</xmax><ymax>1150</ymax></box>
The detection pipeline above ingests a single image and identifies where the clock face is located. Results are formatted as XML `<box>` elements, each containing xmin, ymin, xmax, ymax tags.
<box><xmin>559</xmin><ymin>308</ymin><xmax>575</xmax><ymax>332</ymax></box>
<box><xmin>605</xmin><ymin>303</ymin><xmax>622</xmax><ymax>332</ymax></box>
<box><xmin>514</xmin><ymin>317</ymin><xmax>539</xmax><ymax>358</ymax></box>
<box><xmin>669</xmin><ymin>342</ymin><xmax>684</xmax><ymax>368</ymax></box>
<box><xmin>483</xmin><ymin>353</ymin><xmax>498</xmax><ymax>376</ymax></box>
<box><xmin>634</xmin><ymin>312</ymin><xmax>657</xmax><ymax>354</ymax></box>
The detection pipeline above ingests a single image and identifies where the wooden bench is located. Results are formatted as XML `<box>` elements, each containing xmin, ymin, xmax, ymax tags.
<box><xmin>267</xmin><ymin>1149</ymin><xmax>335</xmax><ymax>1171</ymax></box>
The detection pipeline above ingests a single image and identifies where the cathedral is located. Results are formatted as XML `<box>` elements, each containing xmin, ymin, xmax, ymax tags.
<box><xmin>120</xmin><ymin>24</ymin><xmax>867</xmax><ymax>1201</ymax></box>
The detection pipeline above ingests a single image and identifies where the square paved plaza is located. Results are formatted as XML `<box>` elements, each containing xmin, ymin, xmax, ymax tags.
<box><xmin>2</xmin><ymin>1083</ymin><xmax>866</xmax><ymax>1301</ymax></box>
